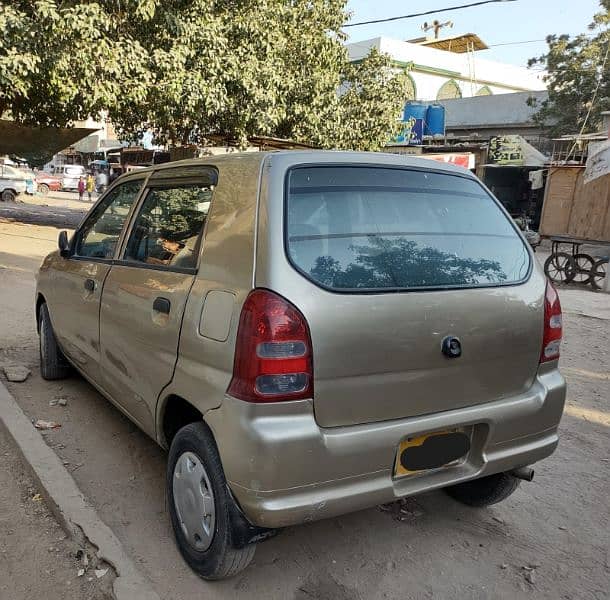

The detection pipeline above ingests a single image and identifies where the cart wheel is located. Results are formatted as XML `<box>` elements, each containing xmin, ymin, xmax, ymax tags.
<box><xmin>591</xmin><ymin>258</ymin><xmax>608</xmax><ymax>291</ymax></box>
<box><xmin>544</xmin><ymin>252</ymin><xmax>576</xmax><ymax>284</ymax></box>
<box><xmin>571</xmin><ymin>253</ymin><xmax>595</xmax><ymax>285</ymax></box>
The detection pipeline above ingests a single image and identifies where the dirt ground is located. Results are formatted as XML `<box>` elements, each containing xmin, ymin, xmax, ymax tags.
<box><xmin>0</xmin><ymin>196</ymin><xmax>609</xmax><ymax>599</ymax></box>
<box><xmin>0</xmin><ymin>427</ymin><xmax>111</xmax><ymax>600</ymax></box>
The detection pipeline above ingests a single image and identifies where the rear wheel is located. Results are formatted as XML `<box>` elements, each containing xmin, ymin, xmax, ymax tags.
<box><xmin>445</xmin><ymin>472</ymin><xmax>521</xmax><ymax>507</ymax></box>
<box><xmin>39</xmin><ymin>303</ymin><xmax>71</xmax><ymax>380</ymax></box>
<box><xmin>1</xmin><ymin>189</ymin><xmax>16</xmax><ymax>202</ymax></box>
<box><xmin>591</xmin><ymin>258</ymin><xmax>608</xmax><ymax>291</ymax></box>
<box><xmin>167</xmin><ymin>423</ymin><xmax>256</xmax><ymax>580</ymax></box>
<box><xmin>571</xmin><ymin>253</ymin><xmax>595</xmax><ymax>284</ymax></box>
<box><xmin>38</xmin><ymin>183</ymin><xmax>50</xmax><ymax>196</ymax></box>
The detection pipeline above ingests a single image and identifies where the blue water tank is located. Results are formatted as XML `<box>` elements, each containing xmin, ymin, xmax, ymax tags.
<box><xmin>425</xmin><ymin>104</ymin><xmax>446</xmax><ymax>137</ymax></box>
<box><xmin>402</xmin><ymin>101</ymin><xmax>427</xmax><ymax>123</ymax></box>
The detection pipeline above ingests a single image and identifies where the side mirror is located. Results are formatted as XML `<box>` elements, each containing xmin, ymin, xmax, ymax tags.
<box><xmin>58</xmin><ymin>231</ymin><xmax>71</xmax><ymax>258</ymax></box>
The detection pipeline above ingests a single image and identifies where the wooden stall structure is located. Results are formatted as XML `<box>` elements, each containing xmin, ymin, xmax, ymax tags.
<box><xmin>539</xmin><ymin>165</ymin><xmax>610</xmax><ymax>243</ymax></box>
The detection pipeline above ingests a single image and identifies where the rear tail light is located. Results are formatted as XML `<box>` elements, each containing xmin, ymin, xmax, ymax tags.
<box><xmin>227</xmin><ymin>289</ymin><xmax>313</xmax><ymax>402</ymax></box>
<box><xmin>540</xmin><ymin>281</ymin><xmax>562</xmax><ymax>363</ymax></box>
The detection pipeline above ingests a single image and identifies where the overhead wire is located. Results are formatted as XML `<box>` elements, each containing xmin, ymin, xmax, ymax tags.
<box><xmin>342</xmin><ymin>0</ymin><xmax>517</xmax><ymax>28</ymax></box>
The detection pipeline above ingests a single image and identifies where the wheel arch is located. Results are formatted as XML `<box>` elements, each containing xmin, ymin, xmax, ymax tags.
<box><xmin>158</xmin><ymin>393</ymin><xmax>206</xmax><ymax>449</ymax></box>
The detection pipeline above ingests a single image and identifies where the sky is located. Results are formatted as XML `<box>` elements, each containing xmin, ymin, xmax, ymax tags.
<box><xmin>345</xmin><ymin>0</ymin><xmax>603</xmax><ymax>67</ymax></box>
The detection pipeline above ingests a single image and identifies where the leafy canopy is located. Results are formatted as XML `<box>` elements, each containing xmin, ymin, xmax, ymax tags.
<box><xmin>0</xmin><ymin>1</ymin><xmax>410</xmax><ymax>151</ymax></box>
<box><xmin>529</xmin><ymin>0</ymin><xmax>610</xmax><ymax>136</ymax></box>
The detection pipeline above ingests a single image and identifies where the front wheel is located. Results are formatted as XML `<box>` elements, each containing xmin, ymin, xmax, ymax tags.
<box><xmin>167</xmin><ymin>423</ymin><xmax>256</xmax><ymax>580</ymax></box>
<box><xmin>1</xmin><ymin>189</ymin><xmax>16</xmax><ymax>202</ymax></box>
<box><xmin>38</xmin><ymin>183</ymin><xmax>50</xmax><ymax>196</ymax></box>
<box><xmin>544</xmin><ymin>251</ymin><xmax>575</xmax><ymax>284</ymax></box>
<box><xmin>445</xmin><ymin>472</ymin><xmax>521</xmax><ymax>507</ymax></box>
<box><xmin>39</xmin><ymin>303</ymin><xmax>71</xmax><ymax>380</ymax></box>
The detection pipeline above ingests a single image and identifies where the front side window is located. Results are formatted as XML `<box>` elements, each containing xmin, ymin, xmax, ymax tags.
<box><xmin>286</xmin><ymin>166</ymin><xmax>530</xmax><ymax>291</ymax></box>
<box><xmin>123</xmin><ymin>184</ymin><xmax>212</xmax><ymax>270</ymax></box>
<box><xmin>76</xmin><ymin>180</ymin><xmax>143</xmax><ymax>259</ymax></box>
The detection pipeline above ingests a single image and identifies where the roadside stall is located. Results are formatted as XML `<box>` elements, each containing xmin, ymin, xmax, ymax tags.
<box><xmin>539</xmin><ymin>140</ymin><xmax>610</xmax><ymax>290</ymax></box>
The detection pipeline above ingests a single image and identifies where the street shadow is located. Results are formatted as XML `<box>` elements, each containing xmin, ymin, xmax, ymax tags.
<box><xmin>0</xmin><ymin>250</ymin><xmax>44</xmax><ymax>274</ymax></box>
<box><xmin>0</xmin><ymin>201</ymin><xmax>86</xmax><ymax>230</ymax></box>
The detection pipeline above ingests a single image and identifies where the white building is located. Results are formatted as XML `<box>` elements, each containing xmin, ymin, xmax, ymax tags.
<box><xmin>347</xmin><ymin>34</ymin><xmax>546</xmax><ymax>101</ymax></box>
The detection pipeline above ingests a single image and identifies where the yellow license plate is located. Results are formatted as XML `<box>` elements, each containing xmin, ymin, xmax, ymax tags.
<box><xmin>394</xmin><ymin>429</ymin><xmax>470</xmax><ymax>477</ymax></box>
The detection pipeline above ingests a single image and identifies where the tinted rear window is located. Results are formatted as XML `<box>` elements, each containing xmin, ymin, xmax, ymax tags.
<box><xmin>285</xmin><ymin>166</ymin><xmax>530</xmax><ymax>291</ymax></box>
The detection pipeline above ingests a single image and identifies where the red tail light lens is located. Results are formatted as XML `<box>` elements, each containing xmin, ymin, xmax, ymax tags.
<box><xmin>227</xmin><ymin>289</ymin><xmax>313</xmax><ymax>402</ymax></box>
<box><xmin>540</xmin><ymin>281</ymin><xmax>562</xmax><ymax>363</ymax></box>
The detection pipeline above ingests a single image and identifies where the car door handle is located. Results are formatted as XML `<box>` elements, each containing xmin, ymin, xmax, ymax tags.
<box><xmin>84</xmin><ymin>278</ymin><xmax>95</xmax><ymax>292</ymax></box>
<box><xmin>153</xmin><ymin>297</ymin><xmax>171</xmax><ymax>314</ymax></box>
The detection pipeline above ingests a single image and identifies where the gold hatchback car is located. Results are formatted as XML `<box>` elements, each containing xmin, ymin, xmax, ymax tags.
<box><xmin>36</xmin><ymin>151</ymin><xmax>566</xmax><ymax>579</ymax></box>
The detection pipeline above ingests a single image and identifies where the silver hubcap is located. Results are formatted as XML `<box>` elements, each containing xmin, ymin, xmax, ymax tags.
<box><xmin>172</xmin><ymin>451</ymin><xmax>215</xmax><ymax>551</ymax></box>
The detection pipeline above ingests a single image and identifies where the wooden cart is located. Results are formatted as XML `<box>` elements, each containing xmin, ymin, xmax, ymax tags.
<box><xmin>539</xmin><ymin>165</ymin><xmax>610</xmax><ymax>289</ymax></box>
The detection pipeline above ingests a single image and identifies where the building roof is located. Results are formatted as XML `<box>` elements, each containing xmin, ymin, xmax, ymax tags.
<box><xmin>429</xmin><ymin>91</ymin><xmax>548</xmax><ymax>129</ymax></box>
<box><xmin>347</xmin><ymin>37</ymin><xmax>546</xmax><ymax>93</ymax></box>
<box><xmin>415</xmin><ymin>33</ymin><xmax>488</xmax><ymax>53</ymax></box>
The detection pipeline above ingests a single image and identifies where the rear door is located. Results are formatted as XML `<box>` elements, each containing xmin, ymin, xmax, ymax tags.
<box><xmin>99</xmin><ymin>166</ymin><xmax>216</xmax><ymax>434</ymax></box>
<box><xmin>283</xmin><ymin>165</ymin><xmax>543</xmax><ymax>427</ymax></box>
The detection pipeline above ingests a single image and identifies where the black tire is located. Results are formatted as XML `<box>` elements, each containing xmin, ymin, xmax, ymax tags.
<box><xmin>38</xmin><ymin>183</ymin><xmax>50</xmax><ymax>196</ymax></box>
<box><xmin>39</xmin><ymin>303</ymin><xmax>71</xmax><ymax>380</ymax></box>
<box><xmin>571</xmin><ymin>253</ymin><xmax>595</xmax><ymax>285</ymax></box>
<box><xmin>591</xmin><ymin>258</ymin><xmax>608</xmax><ymax>291</ymax></box>
<box><xmin>1</xmin><ymin>189</ymin><xmax>17</xmax><ymax>202</ymax></box>
<box><xmin>544</xmin><ymin>251</ymin><xmax>575</xmax><ymax>284</ymax></box>
<box><xmin>167</xmin><ymin>423</ymin><xmax>256</xmax><ymax>580</ymax></box>
<box><xmin>445</xmin><ymin>472</ymin><xmax>521</xmax><ymax>507</ymax></box>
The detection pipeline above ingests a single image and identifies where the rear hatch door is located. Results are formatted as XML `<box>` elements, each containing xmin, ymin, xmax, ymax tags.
<box><xmin>284</xmin><ymin>165</ymin><xmax>542</xmax><ymax>428</ymax></box>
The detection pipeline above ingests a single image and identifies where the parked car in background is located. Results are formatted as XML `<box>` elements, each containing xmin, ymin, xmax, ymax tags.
<box><xmin>0</xmin><ymin>163</ymin><xmax>28</xmax><ymax>201</ymax></box>
<box><xmin>36</xmin><ymin>171</ymin><xmax>62</xmax><ymax>196</ymax></box>
<box><xmin>51</xmin><ymin>164</ymin><xmax>86</xmax><ymax>191</ymax></box>
<box><xmin>36</xmin><ymin>152</ymin><xmax>566</xmax><ymax>580</ymax></box>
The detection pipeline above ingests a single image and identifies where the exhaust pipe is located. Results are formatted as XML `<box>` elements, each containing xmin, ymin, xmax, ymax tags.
<box><xmin>511</xmin><ymin>467</ymin><xmax>535</xmax><ymax>482</ymax></box>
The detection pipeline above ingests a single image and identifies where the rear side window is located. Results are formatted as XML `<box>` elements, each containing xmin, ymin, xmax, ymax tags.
<box><xmin>286</xmin><ymin>166</ymin><xmax>530</xmax><ymax>291</ymax></box>
<box><xmin>123</xmin><ymin>184</ymin><xmax>212</xmax><ymax>270</ymax></box>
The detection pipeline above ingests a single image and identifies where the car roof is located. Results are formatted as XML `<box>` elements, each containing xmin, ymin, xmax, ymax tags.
<box><xmin>132</xmin><ymin>150</ymin><xmax>475</xmax><ymax>179</ymax></box>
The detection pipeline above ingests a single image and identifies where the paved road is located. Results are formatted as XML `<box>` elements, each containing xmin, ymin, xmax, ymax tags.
<box><xmin>0</xmin><ymin>199</ymin><xmax>609</xmax><ymax>600</ymax></box>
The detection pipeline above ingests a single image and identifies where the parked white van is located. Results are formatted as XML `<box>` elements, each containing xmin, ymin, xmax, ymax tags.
<box><xmin>52</xmin><ymin>164</ymin><xmax>86</xmax><ymax>191</ymax></box>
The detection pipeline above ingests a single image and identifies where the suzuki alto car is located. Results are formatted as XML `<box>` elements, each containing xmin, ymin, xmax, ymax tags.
<box><xmin>36</xmin><ymin>151</ymin><xmax>566</xmax><ymax>579</ymax></box>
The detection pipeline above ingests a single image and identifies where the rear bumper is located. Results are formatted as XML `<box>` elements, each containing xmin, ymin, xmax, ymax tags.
<box><xmin>205</xmin><ymin>365</ymin><xmax>565</xmax><ymax>529</ymax></box>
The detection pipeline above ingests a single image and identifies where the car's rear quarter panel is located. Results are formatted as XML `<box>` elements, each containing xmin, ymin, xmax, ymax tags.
<box><xmin>156</xmin><ymin>153</ymin><xmax>266</xmax><ymax>443</ymax></box>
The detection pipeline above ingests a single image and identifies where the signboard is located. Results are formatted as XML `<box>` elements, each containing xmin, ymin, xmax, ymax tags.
<box><xmin>394</xmin><ymin>116</ymin><xmax>424</xmax><ymax>146</ymax></box>
<box><xmin>488</xmin><ymin>135</ymin><xmax>524</xmax><ymax>166</ymax></box>
<box><xmin>421</xmin><ymin>153</ymin><xmax>475</xmax><ymax>170</ymax></box>
<box><xmin>584</xmin><ymin>140</ymin><xmax>610</xmax><ymax>184</ymax></box>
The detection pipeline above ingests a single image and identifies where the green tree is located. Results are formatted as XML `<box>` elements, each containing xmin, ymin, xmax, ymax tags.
<box><xmin>529</xmin><ymin>0</ymin><xmax>610</xmax><ymax>136</ymax></box>
<box><xmin>0</xmin><ymin>1</ymin><xmax>152</xmax><ymax>126</ymax></box>
<box><xmin>0</xmin><ymin>1</ymin><xmax>410</xmax><ymax>151</ymax></box>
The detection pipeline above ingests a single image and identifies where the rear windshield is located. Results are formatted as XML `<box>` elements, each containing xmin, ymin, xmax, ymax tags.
<box><xmin>285</xmin><ymin>166</ymin><xmax>530</xmax><ymax>291</ymax></box>
<box><xmin>65</xmin><ymin>166</ymin><xmax>84</xmax><ymax>176</ymax></box>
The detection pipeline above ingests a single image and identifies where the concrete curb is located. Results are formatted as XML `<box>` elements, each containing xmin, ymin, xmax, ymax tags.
<box><xmin>0</xmin><ymin>380</ymin><xmax>160</xmax><ymax>600</ymax></box>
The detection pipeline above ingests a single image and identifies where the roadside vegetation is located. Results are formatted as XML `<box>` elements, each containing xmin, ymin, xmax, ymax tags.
<box><xmin>0</xmin><ymin>0</ymin><xmax>410</xmax><ymax>150</ymax></box>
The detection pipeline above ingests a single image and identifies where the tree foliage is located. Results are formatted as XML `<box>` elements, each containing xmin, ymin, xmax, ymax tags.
<box><xmin>529</xmin><ymin>0</ymin><xmax>610</xmax><ymax>136</ymax></box>
<box><xmin>0</xmin><ymin>1</ymin><xmax>410</xmax><ymax>151</ymax></box>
